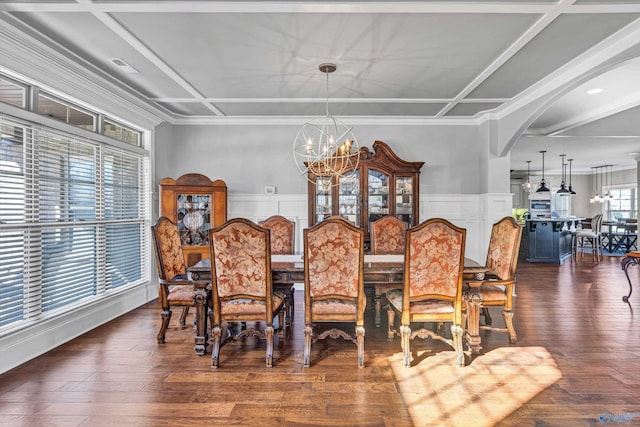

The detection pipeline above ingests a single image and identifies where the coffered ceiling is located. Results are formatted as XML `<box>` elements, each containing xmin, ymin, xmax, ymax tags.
<box><xmin>1</xmin><ymin>1</ymin><xmax>640</xmax><ymax>174</ymax></box>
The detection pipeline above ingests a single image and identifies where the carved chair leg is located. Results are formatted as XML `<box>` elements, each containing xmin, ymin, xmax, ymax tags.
<box><xmin>356</xmin><ymin>326</ymin><xmax>365</xmax><ymax>368</ymax></box>
<box><xmin>265</xmin><ymin>325</ymin><xmax>274</xmax><ymax>368</ymax></box>
<box><xmin>503</xmin><ymin>310</ymin><xmax>517</xmax><ymax>343</ymax></box>
<box><xmin>387</xmin><ymin>306</ymin><xmax>396</xmax><ymax>340</ymax></box>
<box><xmin>303</xmin><ymin>325</ymin><xmax>313</xmax><ymax>368</ymax></box>
<box><xmin>451</xmin><ymin>324</ymin><xmax>465</xmax><ymax>367</ymax></box>
<box><xmin>211</xmin><ymin>326</ymin><xmax>222</xmax><ymax>368</ymax></box>
<box><xmin>179</xmin><ymin>306</ymin><xmax>189</xmax><ymax>326</ymax></box>
<box><xmin>400</xmin><ymin>325</ymin><xmax>411</xmax><ymax>368</ymax></box>
<box><xmin>157</xmin><ymin>309</ymin><xmax>171</xmax><ymax>343</ymax></box>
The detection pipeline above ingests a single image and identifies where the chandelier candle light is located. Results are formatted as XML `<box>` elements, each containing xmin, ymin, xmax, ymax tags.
<box><xmin>293</xmin><ymin>63</ymin><xmax>359</xmax><ymax>184</ymax></box>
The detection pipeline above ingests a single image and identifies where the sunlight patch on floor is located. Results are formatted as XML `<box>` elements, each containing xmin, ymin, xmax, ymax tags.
<box><xmin>389</xmin><ymin>346</ymin><xmax>562</xmax><ymax>426</ymax></box>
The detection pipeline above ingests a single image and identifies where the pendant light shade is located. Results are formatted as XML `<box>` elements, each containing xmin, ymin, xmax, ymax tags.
<box><xmin>536</xmin><ymin>150</ymin><xmax>550</xmax><ymax>192</ymax></box>
<box><xmin>568</xmin><ymin>158</ymin><xmax>576</xmax><ymax>195</ymax></box>
<box><xmin>556</xmin><ymin>154</ymin><xmax>570</xmax><ymax>195</ymax></box>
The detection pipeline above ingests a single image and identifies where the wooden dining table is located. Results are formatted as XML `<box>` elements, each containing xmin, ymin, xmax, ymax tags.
<box><xmin>188</xmin><ymin>254</ymin><xmax>488</xmax><ymax>355</ymax></box>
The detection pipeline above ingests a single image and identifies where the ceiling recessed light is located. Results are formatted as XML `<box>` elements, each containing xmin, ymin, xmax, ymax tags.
<box><xmin>586</xmin><ymin>88</ymin><xmax>604</xmax><ymax>95</ymax></box>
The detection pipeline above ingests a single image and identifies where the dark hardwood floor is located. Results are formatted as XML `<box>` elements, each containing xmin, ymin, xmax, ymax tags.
<box><xmin>1</xmin><ymin>255</ymin><xmax>639</xmax><ymax>426</ymax></box>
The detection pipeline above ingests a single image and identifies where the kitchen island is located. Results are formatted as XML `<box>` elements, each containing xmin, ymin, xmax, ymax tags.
<box><xmin>524</xmin><ymin>217</ymin><xmax>585</xmax><ymax>264</ymax></box>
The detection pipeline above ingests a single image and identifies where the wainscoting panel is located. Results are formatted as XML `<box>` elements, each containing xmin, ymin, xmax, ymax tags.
<box><xmin>230</xmin><ymin>193</ymin><xmax>513</xmax><ymax>262</ymax></box>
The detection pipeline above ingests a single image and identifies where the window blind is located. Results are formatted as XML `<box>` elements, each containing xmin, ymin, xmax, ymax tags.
<box><xmin>0</xmin><ymin>113</ymin><xmax>149</xmax><ymax>330</ymax></box>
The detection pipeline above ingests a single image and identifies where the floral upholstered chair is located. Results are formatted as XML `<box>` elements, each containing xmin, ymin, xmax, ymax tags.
<box><xmin>370</xmin><ymin>215</ymin><xmax>407</xmax><ymax>255</ymax></box>
<box><xmin>209</xmin><ymin>218</ymin><xmax>286</xmax><ymax>368</ymax></box>
<box><xmin>152</xmin><ymin>217</ymin><xmax>207</xmax><ymax>344</ymax></box>
<box><xmin>259</xmin><ymin>215</ymin><xmax>296</xmax><ymax>325</ymax></box>
<box><xmin>303</xmin><ymin>216</ymin><xmax>366</xmax><ymax>368</ymax></box>
<box><xmin>386</xmin><ymin>218</ymin><xmax>467</xmax><ymax>367</ymax></box>
<box><xmin>259</xmin><ymin>215</ymin><xmax>295</xmax><ymax>255</ymax></box>
<box><xmin>471</xmin><ymin>216</ymin><xmax>523</xmax><ymax>343</ymax></box>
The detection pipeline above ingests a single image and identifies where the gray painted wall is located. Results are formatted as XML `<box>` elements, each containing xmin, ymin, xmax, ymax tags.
<box><xmin>154</xmin><ymin>123</ymin><xmax>495</xmax><ymax>195</ymax></box>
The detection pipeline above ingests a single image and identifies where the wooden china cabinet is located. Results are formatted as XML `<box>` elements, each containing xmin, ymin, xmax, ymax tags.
<box><xmin>307</xmin><ymin>140</ymin><xmax>424</xmax><ymax>248</ymax></box>
<box><xmin>159</xmin><ymin>173</ymin><xmax>227</xmax><ymax>266</ymax></box>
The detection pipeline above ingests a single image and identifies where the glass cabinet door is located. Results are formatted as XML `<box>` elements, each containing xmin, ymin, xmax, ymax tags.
<box><xmin>395</xmin><ymin>176</ymin><xmax>413</xmax><ymax>225</ymax></box>
<box><xmin>315</xmin><ymin>176</ymin><xmax>332</xmax><ymax>223</ymax></box>
<box><xmin>368</xmin><ymin>169</ymin><xmax>389</xmax><ymax>224</ymax></box>
<box><xmin>177</xmin><ymin>193</ymin><xmax>211</xmax><ymax>245</ymax></box>
<box><xmin>338</xmin><ymin>170</ymin><xmax>360</xmax><ymax>227</ymax></box>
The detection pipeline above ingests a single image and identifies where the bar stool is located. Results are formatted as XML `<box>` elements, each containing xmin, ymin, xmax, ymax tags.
<box><xmin>572</xmin><ymin>214</ymin><xmax>603</xmax><ymax>262</ymax></box>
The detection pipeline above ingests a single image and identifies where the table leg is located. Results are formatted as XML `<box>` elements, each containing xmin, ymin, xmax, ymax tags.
<box><xmin>193</xmin><ymin>284</ymin><xmax>209</xmax><ymax>355</ymax></box>
<box><xmin>374</xmin><ymin>287</ymin><xmax>382</xmax><ymax>327</ymax></box>
<box><xmin>465</xmin><ymin>288</ymin><xmax>482</xmax><ymax>354</ymax></box>
<box><xmin>621</xmin><ymin>255</ymin><xmax>638</xmax><ymax>303</ymax></box>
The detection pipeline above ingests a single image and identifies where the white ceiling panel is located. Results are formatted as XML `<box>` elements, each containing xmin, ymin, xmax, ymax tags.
<box><xmin>560</xmin><ymin>106</ymin><xmax>640</xmax><ymax>137</ymax></box>
<box><xmin>113</xmin><ymin>12</ymin><xmax>539</xmax><ymax>99</ymax></box>
<box><xmin>468</xmin><ymin>13</ymin><xmax>640</xmax><ymax>99</ymax></box>
<box><xmin>530</xmin><ymin>59</ymin><xmax>640</xmax><ymax>132</ymax></box>
<box><xmin>12</xmin><ymin>11</ymin><xmax>193</xmax><ymax>99</ymax></box>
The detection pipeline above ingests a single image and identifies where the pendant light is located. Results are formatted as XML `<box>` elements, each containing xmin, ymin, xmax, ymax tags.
<box><xmin>568</xmin><ymin>158</ymin><xmax>576</xmax><ymax>195</ymax></box>
<box><xmin>590</xmin><ymin>166</ymin><xmax>602</xmax><ymax>203</ymax></box>
<box><xmin>536</xmin><ymin>150</ymin><xmax>550</xmax><ymax>192</ymax></box>
<box><xmin>556</xmin><ymin>154</ymin><xmax>570</xmax><ymax>195</ymax></box>
<box><xmin>522</xmin><ymin>160</ymin><xmax>533</xmax><ymax>193</ymax></box>
<box><xmin>604</xmin><ymin>165</ymin><xmax>613</xmax><ymax>201</ymax></box>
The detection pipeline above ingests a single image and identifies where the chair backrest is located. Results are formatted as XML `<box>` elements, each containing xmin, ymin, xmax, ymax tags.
<box><xmin>404</xmin><ymin>218</ymin><xmax>466</xmax><ymax>301</ymax></box>
<box><xmin>259</xmin><ymin>215</ymin><xmax>295</xmax><ymax>255</ymax></box>
<box><xmin>592</xmin><ymin>213</ymin><xmax>603</xmax><ymax>235</ymax></box>
<box><xmin>304</xmin><ymin>216</ymin><xmax>364</xmax><ymax>300</ymax></box>
<box><xmin>209</xmin><ymin>218</ymin><xmax>272</xmax><ymax>300</ymax></box>
<box><xmin>151</xmin><ymin>216</ymin><xmax>187</xmax><ymax>281</ymax></box>
<box><xmin>370</xmin><ymin>215</ymin><xmax>407</xmax><ymax>255</ymax></box>
<box><xmin>485</xmin><ymin>216</ymin><xmax>524</xmax><ymax>281</ymax></box>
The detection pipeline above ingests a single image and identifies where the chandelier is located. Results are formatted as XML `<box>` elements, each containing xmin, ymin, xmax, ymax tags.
<box><xmin>293</xmin><ymin>63</ymin><xmax>359</xmax><ymax>184</ymax></box>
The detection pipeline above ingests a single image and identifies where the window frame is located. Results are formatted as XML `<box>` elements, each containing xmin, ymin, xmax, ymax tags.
<box><xmin>0</xmin><ymin>109</ymin><xmax>150</xmax><ymax>333</ymax></box>
<box><xmin>604</xmin><ymin>184</ymin><xmax>637</xmax><ymax>221</ymax></box>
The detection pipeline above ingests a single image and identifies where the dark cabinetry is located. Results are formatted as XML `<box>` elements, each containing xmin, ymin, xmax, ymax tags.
<box><xmin>525</xmin><ymin>219</ymin><xmax>576</xmax><ymax>264</ymax></box>
<box><xmin>307</xmin><ymin>141</ymin><xmax>424</xmax><ymax>243</ymax></box>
